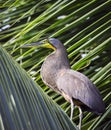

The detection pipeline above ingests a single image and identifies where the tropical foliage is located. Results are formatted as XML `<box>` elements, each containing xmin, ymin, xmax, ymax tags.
<box><xmin>1</xmin><ymin>0</ymin><xmax>111</xmax><ymax>130</ymax></box>
<box><xmin>1</xmin><ymin>46</ymin><xmax>77</xmax><ymax>130</ymax></box>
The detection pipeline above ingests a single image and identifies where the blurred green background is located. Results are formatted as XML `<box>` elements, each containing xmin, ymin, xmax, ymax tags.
<box><xmin>0</xmin><ymin>0</ymin><xmax>111</xmax><ymax>130</ymax></box>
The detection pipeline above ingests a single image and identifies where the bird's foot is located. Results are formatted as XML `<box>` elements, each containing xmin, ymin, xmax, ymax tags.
<box><xmin>77</xmin><ymin>124</ymin><xmax>81</xmax><ymax>130</ymax></box>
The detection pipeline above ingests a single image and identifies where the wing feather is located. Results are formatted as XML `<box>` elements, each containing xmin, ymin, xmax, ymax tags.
<box><xmin>56</xmin><ymin>69</ymin><xmax>105</xmax><ymax>114</ymax></box>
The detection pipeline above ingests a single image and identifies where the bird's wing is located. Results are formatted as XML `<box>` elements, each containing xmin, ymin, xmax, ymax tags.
<box><xmin>56</xmin><ymin>69</ymin><xmax>105</xmax><ymax>114</ymax></box>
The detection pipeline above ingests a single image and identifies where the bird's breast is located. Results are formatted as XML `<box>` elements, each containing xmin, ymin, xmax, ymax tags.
<box><xmin>40</xmin><ymin>51</ymin><xmax>70</xmax><ymax>92</ymax></box>
<box><xmin>41</xmin><ymin>60</ymin><xmax>59</xmax><ymax>91</ymax></box>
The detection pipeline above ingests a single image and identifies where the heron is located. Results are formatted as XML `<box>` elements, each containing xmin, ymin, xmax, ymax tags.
<box><xmin>22</xmin><ymin>38</ymin><xmax>105</xmax><ymax>129</ymax></box>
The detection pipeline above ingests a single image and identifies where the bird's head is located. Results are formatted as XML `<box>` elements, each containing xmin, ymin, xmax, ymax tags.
<box><xmin>21</xmin><ymin>38</ymin><xmax>62</xmax><ymax>50</ymax></box>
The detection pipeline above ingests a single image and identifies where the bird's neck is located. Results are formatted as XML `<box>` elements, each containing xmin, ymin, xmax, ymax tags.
<box><xmin>43</xmin><ymin>48</ymin><xmax>70</xmax><ymax>71</ymax></box>
<box><xmin>54</xmin><ymin>48</ymin><xmax>70</xmax><ymax>69</ymax></box>
<box><xmin>41</xmin><ymin>48</ymin><xmax>70</xmax><ymax>90</ymax></box>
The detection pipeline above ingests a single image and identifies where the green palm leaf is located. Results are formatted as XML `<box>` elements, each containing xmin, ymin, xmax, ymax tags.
<box><xmin>0</xmin><ymin>0</ymin><xmax>111</xmax><ymax>129</ymax></box>
<box><xmin>0</xmin><ymin>46</ymin><xmax>77</xmax><ymax>130</ymax></box>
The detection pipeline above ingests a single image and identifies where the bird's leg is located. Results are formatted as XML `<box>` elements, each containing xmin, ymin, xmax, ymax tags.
<box><xmin>70</xmin><ymin>99</ymin><xmax>74</xmax><ymax>120</ymax></box>
<box><xmin>78</xmin><ymin>107</ymin><xmax>83</xmax><ymax>130</ymax></box>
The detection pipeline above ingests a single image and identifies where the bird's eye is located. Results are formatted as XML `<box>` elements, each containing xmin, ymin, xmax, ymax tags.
<box><xmin>48</xmin><ymin>38</ymin><xmax>54</xmax><ymax>45</ymax></box>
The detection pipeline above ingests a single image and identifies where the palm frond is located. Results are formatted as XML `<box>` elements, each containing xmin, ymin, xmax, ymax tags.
<box><xmin>0</xmin><ymin>0</ymin><xmax>111</xmax><ymax>129</ymax></box>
